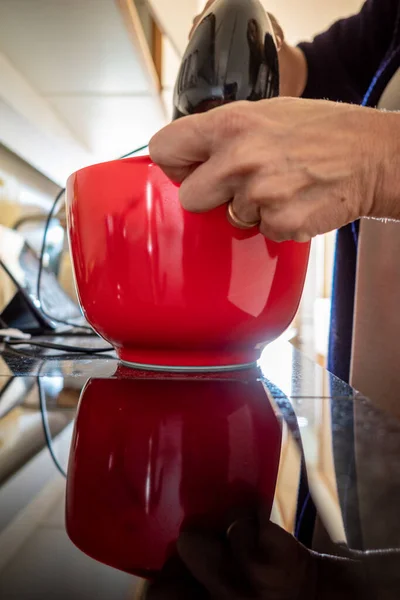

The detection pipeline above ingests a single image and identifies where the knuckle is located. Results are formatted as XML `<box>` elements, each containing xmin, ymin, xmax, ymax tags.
<box><xmin>217</xmin><ymin>102</ymin><xmax>254</xmax><ymax>137</ymax></box>
<box><xmin>227</xmin><ymin>145</ymin><xmax>258</xmax><ymax>179</ymax></box>
<box><xmin>260</xmin><ymin>224</ymin><xmax>287</xmax><ymax>243</ymax></box>
<box><xmin>247</xmin><ymin>177</ymin><xmax>271</xmax><ymax>205</ymax></box>
<box><xmin>248</xmin><ymin>180</ymin><xmax>291</xmax><ymax>210</ymax></box>
<box><xmin>284</xmin><ymin>212</ymin><xmax>305</xmax><ymax>233</ymax></box>
<box><xmin>260</xmin><ymin>210</ymin><xmax>306</xmax><ymax>242</ymax></box>
<box><xmin>275</xmin><ymin>189</ymin><xmax>293</xmax><ymax>204</ymax></box>
<box><xmin>293</xmin><ymin>233</ymin><xmax>312</xmax><ymax>243</ymax></box>
<box><xmin>179</xmin><ymin>181</ymin><xmax>193</xmax><ymax>211</ymax></box>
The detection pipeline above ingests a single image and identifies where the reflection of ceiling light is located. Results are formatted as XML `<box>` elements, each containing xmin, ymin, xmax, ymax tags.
<box><xmin>46</xmin><ymin>224</ymin><xmax>64</xmax><ymax>246</ymax></box>
<box><xmin>297</xmin><ymin>417</ymin><xmax>308</xmax><ymax>428</ymax></box>
<box><xmin>258</xmin><ymin>338</ymin><xmax>294</xmax><ymax>397</ymax></box>
<box><xmin>42</xmin><ymin>376</ymin><xmax>64</xmax><ymax>397</ymax></box>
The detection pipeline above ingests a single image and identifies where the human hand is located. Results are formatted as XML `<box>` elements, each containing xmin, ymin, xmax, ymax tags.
<box><xmin>144</xmin><ymin>518</ymin><xmax>369</xmax><ymax>600</ymax></box>
<box><xmin>149</xmin><ymin>97</ymin><xmax>392</xmax><ymax>242</ymax></box>
<box><xmin>145</xmin><ymin>519</ymin><xmax>317</xmax><ymax>600</ymax></box>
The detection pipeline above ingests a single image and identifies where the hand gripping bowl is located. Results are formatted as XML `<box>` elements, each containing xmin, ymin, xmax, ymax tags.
<box><xmin>66</xmin><ymin>155</ymin><xmax>310</xmax><ymax>371</ymax></box>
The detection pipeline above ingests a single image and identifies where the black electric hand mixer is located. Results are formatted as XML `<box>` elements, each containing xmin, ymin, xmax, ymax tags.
<box><xmin>172</xmin><ymin>0</ymin><xmax>280</xmax><ymax>120</ymax></box>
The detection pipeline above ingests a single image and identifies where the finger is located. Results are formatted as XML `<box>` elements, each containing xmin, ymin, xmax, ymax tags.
<box><xmin>259</xmin><ymin>180</ymin><xmax>350</xmax><ymax>240</ymax></box>
<box><xmin>189</xmin><ymin>0</ymin><xmax>215</xmax><ymax>38</ymax></box>
<box><xmin>179</xmin><ymin>156</ymin><xmax>233</xmax><ymax>212</ymax></box>
<box><xmin>178</xmin><ymin>531</ymin><xmax>251</xmax><ymax>600</ymax></box>
<box><xmin>275</xmin><ymin>34</ymin><xmax>283</xmax><ymax>51</ymax></box>
<box><xmin>149</xmin><ymin>114</ymin><xmax>211</xmax><ymax>183</ymax></box>
<box><xmin>228</xmin><ymin>518</ymin><xmax>313</xmax><ymax>596</ymax></box>
<box><xmin>259</xmin><ymin>204</ymin><xmax>312</xmax><ymax>242</ymax></box>
<box><xmin>228</xmin><ymin>516</ymin><xmax>302</xmax><ymax>565</ymax></box>
<box><xmin>227</xmin><ymin>517</ymin><xmax>258</xmax><ymax>564</ymax></box>
<box><xmin>189</xmin><ymin>0</ymin><xmax>217</xmax><ymax>37</ymax></box>
<box><xmin>230</xmin><ymin>193</ymin><xmax>260</xmax><ymax>225</ymax></box>
<box><xmin>227</xmin><ymin>518</ymin><xmax>296</xmax><ymax>595</ymax></box>
<box><xmin>145</xmin><ymin>554</ymin><xmax>208</xmax><ymax>600</ymax></box>
<box><xmin>145</xmin><ymin>580</ymin><xmax>206</xmax><ymax>600</ymax></box>
<box><xmin>259</xmin><ymin>521</ymin><xmax>304</xmax><ymax>559</ymax></box>
<box><xmin>247</xmin><ymin>170</ymin><xmax>312</xmax><ymax>207</ymax></box>
<box><xmin>267</xmin><ymin>13</ymin><xmax>284</xmax><ymax>47</ymax></box>
<box><xmin>189</xmin><ymin>16</ymin><xmax>200</xmax><ymax>38</ymax></box>
<box><xmin>246</xmin><ymin>174</ymin><xmax>315</xmax><ymax>241</ymax></box>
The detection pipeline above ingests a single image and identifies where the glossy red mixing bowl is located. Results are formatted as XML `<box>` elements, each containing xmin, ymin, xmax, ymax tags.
<box><xmin>66</xmin><ymin>156</ymin><xmax>310</xmax><ymax>370</ymax></box>
<box><xmin>65</xmin><ymin>374</ymin><xmax>282</xmax><ymax>577</ymax></box>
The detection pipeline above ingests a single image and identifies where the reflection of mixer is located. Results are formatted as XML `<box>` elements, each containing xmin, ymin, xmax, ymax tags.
<box><xmin>172</xmin><ymin>0</ymin><xmax>280</xmax><ymax>120</ymax></box>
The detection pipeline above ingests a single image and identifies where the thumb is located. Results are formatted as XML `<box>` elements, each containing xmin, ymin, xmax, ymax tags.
<box><xmin>227</xmin><ymin>516</ymin><xmax>302</xmax><ymax>566</ymax></box>
<box><xmin>149</xmin><ymin>114</ymin><xmax>210</xmax><ymax>184</ymax></box>
<box><xmin>228</xmin><ymin>519</ymin><xmax>316</xmax><ymax>596</ymax></box>
<box><xmin>267</xmin><ymin>13</ymin><xmax>284</xmax><ymax>50</ymax></box>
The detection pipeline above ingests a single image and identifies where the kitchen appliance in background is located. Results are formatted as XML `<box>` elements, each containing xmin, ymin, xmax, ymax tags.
<box><xmin>0</xmin><ymin>225</ymin><xmax>85</xmax><ymax>332</ymax></box>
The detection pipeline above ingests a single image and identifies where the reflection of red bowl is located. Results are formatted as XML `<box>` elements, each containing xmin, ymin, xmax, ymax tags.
<box><xmin>66</xmin><ymin>156</ymin><xmax>310</xmax><ymax>370</ymax></box>
<box><xmin>65</xmin><ymin>376</ymin><xmax>282</xmax><ymax>578</ymax></box>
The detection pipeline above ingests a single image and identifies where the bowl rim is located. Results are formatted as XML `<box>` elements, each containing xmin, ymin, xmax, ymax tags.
<box><xmin>67</xmin><ymin>154</ymin><xmax>152</xmax><ymax>183</ymax></box>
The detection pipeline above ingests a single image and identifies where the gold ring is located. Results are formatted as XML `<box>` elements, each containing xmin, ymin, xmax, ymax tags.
<box><xmin>227</xmin><ymin>201</ymin><xmax>260</xmax><ymax>229</ymax></box>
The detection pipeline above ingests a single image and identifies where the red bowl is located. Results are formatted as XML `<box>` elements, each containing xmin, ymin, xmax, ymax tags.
<box><xmin>65</xmin><ymin>375</ymin><xmax>282</xmax><ymax>577</ymax></box>
<box><xmin>66</xmin><ymin>156</ymin><xmax>310</xmax><ymax>369</ymax></box>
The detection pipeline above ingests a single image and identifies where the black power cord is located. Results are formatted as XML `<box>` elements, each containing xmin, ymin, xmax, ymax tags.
<box><xmin>37</xmin><ymin>376</ymin><xmax>68</xmax><ymax>478</ymax></box>
<box><xmin>36</xmin><ymin>143</ymin><xmax>149</xmax><ymax>332</ymax></box>
<box><xmin>36</xmin><ymin>187</ymin><xmax>84</xmax><ymax>330</ymax></box>
<box><xmin>5</xmin><ymin>338</ymin><xmax>113</xmax><ymax>355</ymax></box>
<box><xmin>7</xmin><ymin>144</ymin><xmax>149</xmax><ymax>478</ymax></box>
<box><xmin>32</xmin><ymin>145</ymin><xmax>149</xmax><ymax>479</ymax></box>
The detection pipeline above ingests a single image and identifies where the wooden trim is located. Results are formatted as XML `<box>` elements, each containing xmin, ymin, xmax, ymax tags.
<box><xmin>115</xmin><ymin>0</ymin><xmax>163</xmax><ymax>96</ymax></box>
<box><xmin>151</xmin><ymin>17</ymin><xmax>163</xmax><ymax>85</ymax></box>
<box><xmin>145</xmin><ymin>0</ymin><xmax>185</xmax><ymax>58</ymax></box>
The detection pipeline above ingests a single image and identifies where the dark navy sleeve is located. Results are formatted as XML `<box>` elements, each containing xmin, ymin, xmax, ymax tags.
<box><xmin>298</xmin><ymin>0</ymin><xmax>399</xmax><ymax>103</ymax></box>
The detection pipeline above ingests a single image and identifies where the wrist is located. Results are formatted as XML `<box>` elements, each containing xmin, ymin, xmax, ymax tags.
<box><xmin>278</xmin><ymin>43</ymin><xmax>307</xmax><ymax>97</ymax></box>
<box><xmin>368</xmin><ymin>110</ymin><xmax>400</xmax><ymax>221</ymax></box>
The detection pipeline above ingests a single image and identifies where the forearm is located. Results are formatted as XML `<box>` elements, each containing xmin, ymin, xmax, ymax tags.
<box><xmin>293</xmin><ymin>0</ymin><xmax>397</xmax><ymax>103</ymax></box>
<box><xmin>369</xmin><ymin>111</ymin><xmax>400</xmax><ymax>221</ymax></box>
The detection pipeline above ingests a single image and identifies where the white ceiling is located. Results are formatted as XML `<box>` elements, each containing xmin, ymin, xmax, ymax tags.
<box><xmin>0</xmin><ymin>0</ymin><xmax>366</xmax><ymax>188</ymax></box>
<box><xmin>0</xmin><ymin>0</ymin><xmax>151</xmax><ymax>94</ymax></box>
<box><xmin>0</xmin><ymin>0</ymin><xmax>167</xmax><ymax>185</ymax></box>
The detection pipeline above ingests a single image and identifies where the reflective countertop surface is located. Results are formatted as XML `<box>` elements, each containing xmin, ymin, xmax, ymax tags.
<box><xmin>0</xmin><ymin>337</ymin><xmax>399</xmax><ymax>599</ymax></box>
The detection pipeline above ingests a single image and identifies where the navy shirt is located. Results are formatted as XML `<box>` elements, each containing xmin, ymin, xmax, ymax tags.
<box><xmin>296</xmin><ymin>0</ymin><xmax>400</xmax><ymax>382</ymax></box>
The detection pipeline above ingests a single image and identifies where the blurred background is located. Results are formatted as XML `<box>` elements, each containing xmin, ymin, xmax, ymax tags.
<box><xmin>0</xmin><ymin>0</ymin><xmax>365</xmax><ymax>367</ymax></box>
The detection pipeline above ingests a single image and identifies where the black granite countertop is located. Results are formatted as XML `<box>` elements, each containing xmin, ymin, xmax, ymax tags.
<box><xmin>0</xmin><ymin>337</ymin><xmax>399</xmax><ymax>599</ymax></box>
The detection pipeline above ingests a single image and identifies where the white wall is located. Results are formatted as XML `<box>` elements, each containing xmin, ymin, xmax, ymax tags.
<box><xmin>259</xmin><ymin>0</ymin><xmax>365</xmax><ymax>45</ymax></box>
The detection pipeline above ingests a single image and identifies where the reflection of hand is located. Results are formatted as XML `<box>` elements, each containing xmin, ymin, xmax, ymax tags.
<box><xmin>150</xmin><ymin>98</ymin><xmax>398</xmax><ymax>242</ymax></box>
<box><xmin>178</xmin><ymin>519</ymin><xmax>318</xmax><ymax>599</ymax></box>
<box><xmin>145</xmin><ymin>518</ymin><xmax>366</xmax><ymax>600</ymax></box>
